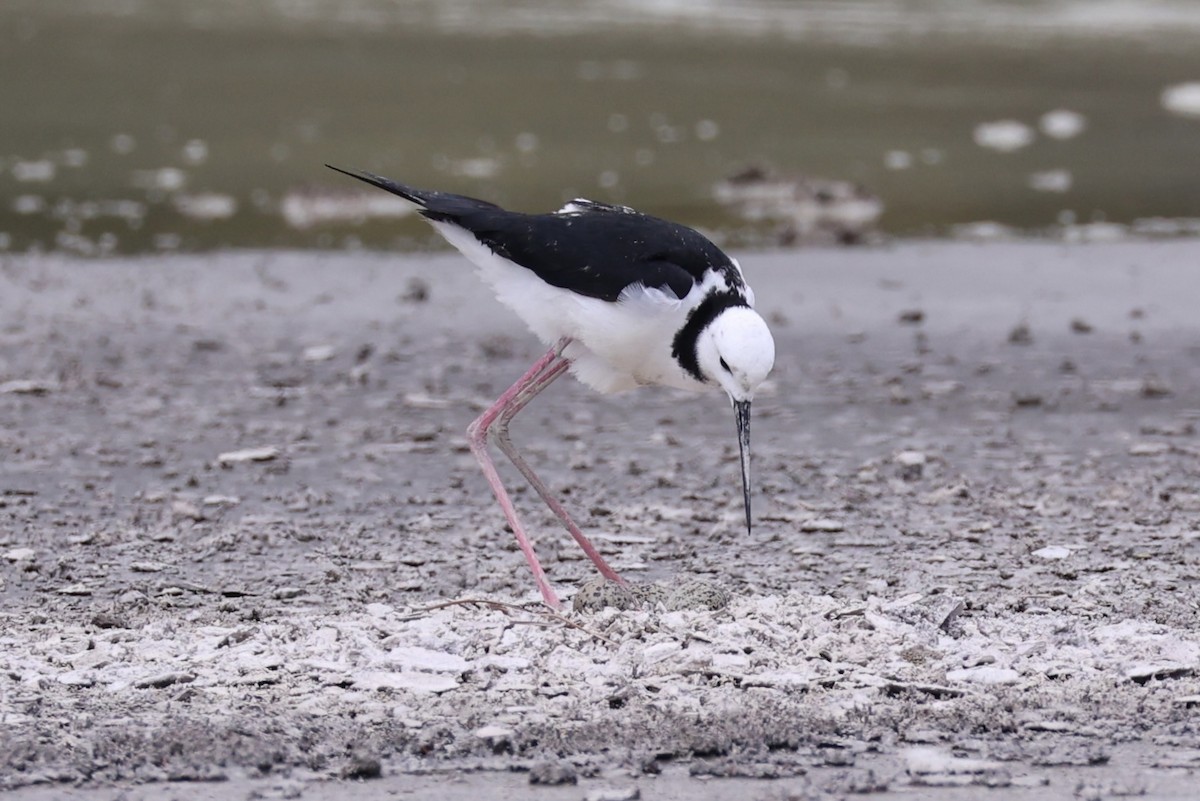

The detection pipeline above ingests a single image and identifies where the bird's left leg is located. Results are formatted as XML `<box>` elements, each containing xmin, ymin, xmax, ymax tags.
<box><xmin>467</xmin><ymin>345</ymin><xmax>568</xmax><ymax>608</ymax></box>
<box><xmin>491</xmin><ymin>341</ymin><xmax>626</xmax><ymax>585</ymax></box>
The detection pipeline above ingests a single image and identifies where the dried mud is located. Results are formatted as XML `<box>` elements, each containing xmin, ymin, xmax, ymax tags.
<box><xmin>1</xmin><ymin>242</ymin><xmax>1199</xmax><ymax>799</ymax></box>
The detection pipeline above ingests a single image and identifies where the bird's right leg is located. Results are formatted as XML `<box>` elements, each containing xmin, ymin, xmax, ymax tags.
<box><xmin>491</xmin><ymin>353</ymin><xmax>626</xmax><ymax>585</ymax></box>
<box><xmin>466</xmin><ymin>342</ymin><xmax>570</xmax><ymax>609</ymax></box>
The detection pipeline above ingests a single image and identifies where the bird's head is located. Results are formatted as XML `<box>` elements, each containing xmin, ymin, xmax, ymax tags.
<box><xmin>695</xmin><ymin>306</ymin><xmax>775</xmax><ymax>535</ymax></box>
<box><xmin>696</xmin><ymin>306</ymin><xmax>776</xmax><ymax>402</ymax></box>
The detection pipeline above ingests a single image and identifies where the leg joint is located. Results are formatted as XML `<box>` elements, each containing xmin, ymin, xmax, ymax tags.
<box><xmin>466</xmin><ymin>417</ymin><xmax>487</xmax><ymax>447</ymax></box>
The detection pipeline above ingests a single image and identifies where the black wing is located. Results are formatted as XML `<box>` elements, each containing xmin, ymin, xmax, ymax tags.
<box><xmin>326</xmin><ymin>165</ymin><xmax>740</xmax><ymax>303</ymax></box>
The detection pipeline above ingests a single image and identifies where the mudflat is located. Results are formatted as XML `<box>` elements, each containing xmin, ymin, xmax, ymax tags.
<box><xmin>1</xmin><ymin>241</ymin><xmax>1198</xmax><ymax>799</ymax></box>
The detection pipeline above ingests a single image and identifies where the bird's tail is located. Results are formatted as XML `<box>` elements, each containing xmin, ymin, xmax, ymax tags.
<box><xmin>324</xmin><ymin>164</ymin><xmax>429</xmax><ymax>207</ymax></box>
<box><xmin>325</xmin><ymin>165</ymin><xmax>502</xmax><ymax>222</ymax></box>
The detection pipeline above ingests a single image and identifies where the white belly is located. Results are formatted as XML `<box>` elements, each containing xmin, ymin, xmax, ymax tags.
<box><xmin>432</xmin><ymin>220</ymin><xmax>711</xmax><ymax>395</ymax></box>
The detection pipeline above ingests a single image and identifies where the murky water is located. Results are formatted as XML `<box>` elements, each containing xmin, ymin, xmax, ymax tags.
<box><xmin>3</xmin><ymin>0</ymin><xmax>1200</xmax><ymax>254</ymax></box>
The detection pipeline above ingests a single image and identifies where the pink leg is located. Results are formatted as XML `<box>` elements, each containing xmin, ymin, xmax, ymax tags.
<box><xmin>468</xmin><ymin>342</ymin><xmax>567</xmax><ymax>608</ymax></box>
<box><xmin>468</xmin><ymin>338</ymin><xmax>627</xmax><ymax>607</ymax></box>
<box><xmin>492</xmin><ymin>361</ymin><xmax>626</xmax><ymax>585</ymax></box>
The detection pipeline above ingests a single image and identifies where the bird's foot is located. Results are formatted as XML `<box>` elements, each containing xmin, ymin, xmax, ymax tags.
<box><xmin>572</xmin><ymin>576</ymin><xmax>732</xmax><ymax>613</ymax></box>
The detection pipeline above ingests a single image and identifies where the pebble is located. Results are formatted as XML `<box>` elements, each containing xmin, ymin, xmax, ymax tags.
<box><xmin>352</xmin><ymin>671</ymin><xmax>458</xmax><ymax>694</ymax></box>
<box><xmin>303</xmin><ymin>344</ymin><xmax>336</xmax><ymax>362</ymax></box>
<box><xmin>217</xmin><ymin>446</ymin><xmax>280</xmax><ymax>464</ymax></box>
<box><xmin>895</xmin><ymin>450</ymin><xmax>926</xmax><ymax>480</ymax></box>
<box><xmin>134</xmin><ymin>671</ymin><xmax>195</xmax><ymax>689</ymax></box>
<box><xmin>171</xmin><ymin>500</ymin><xmax>204</xmax><ymax>520</ymax></box>
<box><xmin>1007</xmin><ymin>323</ymin><xmax>1033</xmax><ymax>345</ymax></box>
<box><xmin>1032</xmin><ymin>546</ymin><xmax>1072</xmax><ymax>560</ymax></box>
<box><xmin>585</xmin><ymin>788</ymin><xmax>640</xmax><ymax>801</ymax></box>
<box><xmin>399</xmin><ymin>277</ymin><xmax>430</xmax><ymax>303</ymax></box>
<box><xmin>799</xmin><ymin>518</ymin><xmax>844</xmax><ymax>532</ymax></box>
<box><xmin>1075</xmin><ymin>780</ymin><xmax>1145</xmax><ymax>801</ymax></box>
<box><xmin>642</xmin><ymin>641</ymin><xmax>682</xmax><ymax>664</ymax></box>
<box><xmin>473</xmin><ymin>724</ymin><xmax>514</xmax><ymax>741</ymax></box>
<box><xmin>0</xmin><ymin>379</ymin><xmax>52</xmax><ymax>395</ymax></box>
<box><xmin>528</xmin><ymin>761</ymin><xmax>577</xmax><ymax>786</ymax></box>
<box><xmin>3</xmin><ymin>547</ymin><xmax>36</xmax><ymax>562</ymax></box>
<box><xmin>386</xmin><ymin>645</ymin><xmax>470</xmax><ymax>673</ymax></box>
<box><xmin>922</xmin><ymin>379</ymin><xmax>962</xmax><ymax>398</ymax></box>
<box><xmin>341</xmin><ymin>756</ymin><xmax>382</xmax><ymax>780</ymax></box>
<box><xmin>945</xmin><ymin>666</ymin><xmax>1021</xmax><ymax>685</ymax></box>
<box><xmin>230</xmin><ymin>671</ymin><xmax>281</xmax><ymax>687</ymax></box>
<box><xmin>1129</xmin><ymin>441</ymin><xmax>1169</xmax><ymax>457</ymax></box>
<box><xmin>473</xmin><ymin>725</ymin><xmax>515</xmax><ymax>753</ymax></box>
<box><xmin>91</xmin><ymin>612</ymin><xmax>129</xmax><ymax>629</ymax></box>
<box><xmin>1126</xmin><ymin>662</ymin><xmax>1194</xmax><ymax>684</ymax></box>
<box><xmin>906</xmin><ymin>747</ymin><xmax>1006</xmax><ymax>776</ymax></box>
<box><xmin>364</xmin><ymin>602</ymin><xmax>395</xmax><ymax>617</ymax></box>
<box><xmin>479</xmin><ymin>654</ymin><xmax>531</xmax><ymax>671</ymax></box>
<box><xmin>742</xmin><ymin>671</ymin><xmax>810</xmax><ymax>690</ymax></box>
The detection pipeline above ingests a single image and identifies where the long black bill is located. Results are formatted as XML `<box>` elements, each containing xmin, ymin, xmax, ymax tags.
<box><xmin>734</xmin><ymin>399</ymin><xmax>752</xmax><ymax>534</ymax></box>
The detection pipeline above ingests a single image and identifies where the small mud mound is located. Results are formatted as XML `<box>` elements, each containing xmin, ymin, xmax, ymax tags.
<box><xmin>573</xmin><ymin>577</ymin><xmax>732</xmax><ymax>613</ymax></box>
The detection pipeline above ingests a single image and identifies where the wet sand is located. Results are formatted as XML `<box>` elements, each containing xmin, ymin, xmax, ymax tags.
<box><xmin>1</xmin><ymin>241</ymin><xmax>1199</xmax><ymax>798</ymax></box>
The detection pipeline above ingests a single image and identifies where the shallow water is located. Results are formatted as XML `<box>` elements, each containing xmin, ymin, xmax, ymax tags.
<box><xmin>3</xmin><ymin>0</ymin><xmax>1200</xmax><ymax>254</ymax></box>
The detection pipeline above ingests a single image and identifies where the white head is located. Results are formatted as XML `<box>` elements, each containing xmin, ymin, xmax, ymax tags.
<box><xmin>695</xmin><ymin>306</ymin><xmax>776</xmax><ymax>401</ymax></box>
<box><xmin>693</xmin><ymin>306</ymin><xmax>775</xmax><ymax>534</ymax></box>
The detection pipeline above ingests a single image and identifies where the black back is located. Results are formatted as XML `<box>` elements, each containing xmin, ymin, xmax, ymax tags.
<box><xmin>326</xmin><ymin>166</ymin><xmax>742</xmax><ymax>303</ymax></box>
<box><xmin>463</xmin><ymin>208</ymin><xmax>741</xmax><ymax>302</ymax></box>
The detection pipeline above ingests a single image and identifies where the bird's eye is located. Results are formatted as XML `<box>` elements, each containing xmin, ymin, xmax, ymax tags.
<box><xmin>719</xmin><ymin>357</ymin><xmax>731</xmax><ymax>372</ymax></box>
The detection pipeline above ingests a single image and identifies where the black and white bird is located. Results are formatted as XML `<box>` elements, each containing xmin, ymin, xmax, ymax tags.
<box><xmin>328</xmin><ymin>166</ymin><xmax>775</xmax><ymax>608</ymax></box>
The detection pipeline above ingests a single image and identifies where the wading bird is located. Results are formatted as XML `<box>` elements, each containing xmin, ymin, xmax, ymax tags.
<box><xmin>328</xmin><ymin>166</ymin><xmax>775</xmax><ymax>608</ymax></box>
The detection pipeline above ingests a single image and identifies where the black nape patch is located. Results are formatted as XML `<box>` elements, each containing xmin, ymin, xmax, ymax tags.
<box><xmin>671</xmin><ymin>290</ymin><xmax>749</xmax><ymax>382</ymax></box>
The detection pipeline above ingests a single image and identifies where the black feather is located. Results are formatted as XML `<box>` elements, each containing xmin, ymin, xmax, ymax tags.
<box><xmin>325</xmin><ymin>165</ymin><xmax>501</xmax><ymax>217</ymax></box>
<box><xmin>326</xmin><ymin>166</ymin><xmax>742</xmax><ymax>304</ymax></box>
<box><xmin>671</xmin><ymin>290</ymin><xmax>750</xmax><ymax>382</ymax></box>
